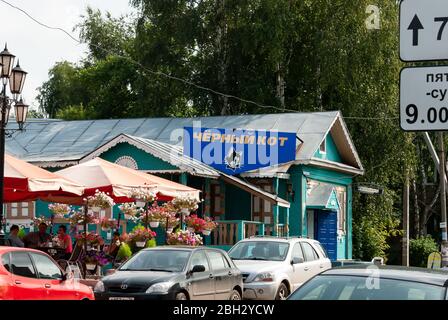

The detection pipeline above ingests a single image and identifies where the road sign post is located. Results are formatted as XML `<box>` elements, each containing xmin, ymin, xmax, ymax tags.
<box><xmin>400</xmin><ymin>0</ymin><xmax>448</xmax><ymax>61</ymax></box>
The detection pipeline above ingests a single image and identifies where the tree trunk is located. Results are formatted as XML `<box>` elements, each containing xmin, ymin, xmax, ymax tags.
<box><xmin>276</xmin><ymin>62</ymin><xmax>285</xmax><ymax>109</ymax></box>
<box><xmin>215</xmin><ymin>0</ymin><xmax>229</xmax><ymax>115</ymax></box>
<box><xmin>412</xmin><ymin>179</ymin><xmax>420</xmax><ymax>237</ymax></box>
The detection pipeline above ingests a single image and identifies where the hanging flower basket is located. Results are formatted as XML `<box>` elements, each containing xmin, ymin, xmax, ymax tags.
<box><xmin>202</xmin><ymin>229</ymin><xmax>211</xmax><ymax>236</ymax></box>
<box><xmin>68</xmin><ymin>210</ymin><xmax>99</xmax><ymax>226</ymax></box>
<box><xmin>135</xmin><ymin>241</ymin><xmax>146</xmax><ymax>248</ymax></box>
<box><xmin>129</xmin><ymin>188</ymin><xmax>157</xmax><ymax>207</ymax></box>
<box><xmin>166</xmin><ymin>228</ymin><xmax>173</xmax><ymax>233</ymax></box>
<box><xmin>170</xmin><ymin>196</ymin><xmax>200</xmax><ymax>213</ymax></box>
<box><xmin>150</xmin><ymin>221</ymin><xmax>160</xmax><ymax>228</ymax></box>
<box><xmin>48</xmin><ymin>203</ymin><xmax>72</xmax><ymax>218</ymax></box>
<box><xmin>136</xmin><ymin>200</ymin><xmax>146</xmax><ymax>208</ymax></box>
<box><xmin>101</xmin><ymin>227</ymin><xmax>111</xmax><ymax>232</ymax></box>
<box><xmin>86</xmin><ymin>263</ymin><xmax>96</xmax><ymax>271</ymax></box>
<box><xmin>119</xmin><ymin>203</ymin><xmax>138</xmax><ymax>219</ymax></box>
<box><xmin>167</xmin><ymin>230</ymin><xmax>203</xmax><ymax>246</ymax></box>
<box><xmin>87</xmin><ymin>190</ymin><xmax>115</xmax><ymax>209</ymax></box>
<box><xmin>100</xmin><ymin>217</ymin><xmax>117</xmax><ymax>232</ymax></box>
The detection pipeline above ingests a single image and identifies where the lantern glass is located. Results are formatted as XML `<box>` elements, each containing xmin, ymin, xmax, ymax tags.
<box><xmin>0</xmin><ymin>45</ymin><xmax>15</xmax><ymax>79</ymax></box>
<box><xmin>14</xmin><ymin>99</ymin><xmax>28</xmax><ymax>126</ymax></box>
<box><xmin>9</xmin><ymin>62</ymin><xmax>27</xmax><ymax>95</ymax></box>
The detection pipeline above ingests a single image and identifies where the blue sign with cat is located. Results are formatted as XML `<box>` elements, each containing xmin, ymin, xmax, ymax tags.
<box><xmin>183</xmin><ymin>126</ymin><xmax>297</xmax><ymax>175</ymax></box>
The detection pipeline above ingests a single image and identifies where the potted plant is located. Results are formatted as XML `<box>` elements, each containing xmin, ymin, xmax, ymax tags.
<box><xmin>202</xmin><ymin>216</ymin><xmax>218</xmax><ymax>236</ymax></box>
<box><xmin>100</xmin><ymin>217</ymin><xmax>117</xmax><ymax>232</ymax></box>
<box><xmin>127</xmin><ymin>225</ymin><xmax>157</xmax><ymax>248</ymax></box>
<box><xmin>32</xmin><ymin>216</ymin><xmax>51</xmax><ymax>230</ymax></box>
<box><xmin>170</xmin><ymin>195</ymin><xmax>200</xmax><ymax>216</ymax></box>
<box><xmin>118</xmin><ymin>203</ymin><xmax>139</xmax><ymax>220</ymax></box>
<box><xmin>129</xmin><ymin>188</ymin><xmax>157</xmax><ymax>207</ymax></box>
<box><xmin>167</xmin><ymin>230</ymin><xmax>203</xmax><ymax>246</ymax></box>
<box><xmin>68</xmin><ymin>210</ymin><xmax>99</xmax><ymax>226</ymax></box>
<box><xmin>82</xmin><ymin>250</ymin><xmax>110</xmax><ymax>270</ymax></box>
<box><xmin>48</xmin><ymin>203</ymin><xmax>72</xmax><ymax>218</ymax></box>
<box><xmin>185</xmin><ymin>214</ymin><xmax>206</xmax><ymax>233</ymax></box>
<box><xmin>87</xmin><ymin>190</ymin><xmax>115</xmax><ymax>212</ymax></box>
<box><xmin>144</xmin><ymin>203</ymin><xmax>171</xmax><ymax>228</ymax></box>
<box><xmin>75</xmin><ymin>232</ymin><xmax>104</xmax><ymax>249</ymax></box>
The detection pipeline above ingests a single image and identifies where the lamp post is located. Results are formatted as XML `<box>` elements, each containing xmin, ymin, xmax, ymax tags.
<box><xmin>0</xmin><ymin>44</ymin><xmax>28</xmax><ymax>243</ymax></box>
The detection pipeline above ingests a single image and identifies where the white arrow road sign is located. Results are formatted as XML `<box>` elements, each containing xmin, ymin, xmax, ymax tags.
<box><xmin>400</xmin><ymin>0</ymin><xmax>448</xmax><ymax>61</ymax></box>
<box><xmin>400</xmin><ymin>66</ymin><xmax>448</xmax><ymax>131</ymax></box>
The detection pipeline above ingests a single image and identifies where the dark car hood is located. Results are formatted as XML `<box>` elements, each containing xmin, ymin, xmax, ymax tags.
<box><xmin>103</xmin><ymin>270</ymin><xmax>183</xmax><ymax>288</ymax></box>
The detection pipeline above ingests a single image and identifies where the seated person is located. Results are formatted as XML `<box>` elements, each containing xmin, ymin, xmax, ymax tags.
<box><xmin>56</xmin><ymin>225</ymin><xmax>73</xmax><ymax>260</ymax></box>
<box><xmin>107</xmin><ymin>232</ymin><xmax>121</xmax><ymax>258</ymax></box>
<box><xmin>7</xmin><ymin>225</ymin><xmax>24</xmax><ymax>248</ymax></box>
<box><xmin>23</xmin><ymin>222</ymin><xmax>52</xmax><ymax>249</ymax></box>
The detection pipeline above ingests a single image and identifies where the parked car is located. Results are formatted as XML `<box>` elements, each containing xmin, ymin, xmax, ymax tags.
<box><xmin>0</xmin><ymin>247</ymin><xmax>94</xmax><ymax>300</ymax></box>
<box><xmin>288</xmin><ymin>265</ymin><xmax>448</xmax><ymax>300</ymax></box>
<box><xmin>94</xmin><ymin>246</ymin><xmax>243</xmax><ymax>300</ymax></box>
<box><xmin>228</xmin><ymin>236</ymin><xmax>332</xmax><ymax>300</ymax></box>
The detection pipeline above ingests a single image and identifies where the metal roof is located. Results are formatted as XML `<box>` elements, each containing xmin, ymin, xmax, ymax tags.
<box><xmin>81</xmin><ymin>133</ymin><xmax>290</xmax><ymax>207</ymax></box>
<box><xmin>306</xmin><ymin>183</ymin><xmax>337</xmax><ymax>208</ymax></box>
<box><xmin>5</xmin><ymin>111</ymin><xmax>362</xmax><ymax>173</ymax></box>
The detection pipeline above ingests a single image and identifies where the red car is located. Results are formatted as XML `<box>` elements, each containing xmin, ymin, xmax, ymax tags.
<box><xmin>0</xmin><ymin>247</ymin><xmax>94</xmax><ymax>300</ymax></box>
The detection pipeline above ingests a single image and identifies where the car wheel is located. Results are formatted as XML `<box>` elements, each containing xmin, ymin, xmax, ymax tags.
<box><xmin>229</xmin><ymin>289</ymin><xmax>241</xmax><ymax>300</ymax></box>
<box><xmin>175</xmin><ymin>292</ymin><xmax>188</xmax><ymax>300</ymax></box>
<box><xmin>275</xmin><ymin>283</ymin><xmax>289</xmax><ymax>300</ymax></box>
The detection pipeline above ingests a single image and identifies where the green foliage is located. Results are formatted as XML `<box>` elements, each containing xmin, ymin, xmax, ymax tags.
<box><xmin>17</xmin><ymin>228</ymin><xmax>26</xmax><ymax>240</ymax></box>
<box><xmin>409</xmin><ymin>236</ymin><xmax>439</xmax><ymax>268</ymax></box>
<box><xmin>145</xmin><ymin>238</ymin><xmax>157</xmax><ymax>248</ymax></box>
<box><xmin>116</xmin><ymin>242</ymin><xmax>133</xmax><ymax>261</ymax></box>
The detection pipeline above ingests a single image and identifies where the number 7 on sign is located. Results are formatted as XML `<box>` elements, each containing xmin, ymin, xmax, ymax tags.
<box><xmin>435</xmin><ymin>17</ymin><xmax>448</xmax><ymax>40</ymax></box>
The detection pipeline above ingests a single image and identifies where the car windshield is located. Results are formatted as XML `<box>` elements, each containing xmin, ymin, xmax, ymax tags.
<box><xmin>288</xmin><ymin>275</ymin><xmax>446</xmax><ymax>300</ymax></box>
<box><xmin>119</xmin><ymin>250</ymin><xmax>191</xmax><ymax>272</ymax></box>
<box><xmin>228</xmin><ymin>241</ymin><xmax>289</xmax><ymax>261</ymax></box>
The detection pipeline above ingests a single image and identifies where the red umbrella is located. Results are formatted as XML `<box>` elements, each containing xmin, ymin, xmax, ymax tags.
<box><xmin>4</xmin><ymin>154</ymin><xmax>85</xmax><ymax>202</ymax></box>
<box><xmin>54</xmin><ymin>157</ymin><xmax>200</xmax><ymax>204</ymax></box>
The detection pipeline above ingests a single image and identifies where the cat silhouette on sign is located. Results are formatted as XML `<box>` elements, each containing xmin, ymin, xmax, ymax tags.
<box><xmin>225</xmin><ymin>148</ymin><xmax>243</xmax><ymax>171</ymax></box>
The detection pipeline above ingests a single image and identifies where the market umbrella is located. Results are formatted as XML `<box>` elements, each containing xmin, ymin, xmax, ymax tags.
<box><xmin>3</xmin><ymin>154</ymin><xmax>85</xmax><ymax>202</ymax></box>
<box><xmin>54</xmin><ymin>157</ymin><xmax>200</xmax><ymax>204</ymax></box>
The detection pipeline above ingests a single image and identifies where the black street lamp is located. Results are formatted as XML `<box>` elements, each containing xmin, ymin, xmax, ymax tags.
<box><xmin>0</xmin><ymin>44</ymin><xmax>28</xmax><ymax>243</ymax></box>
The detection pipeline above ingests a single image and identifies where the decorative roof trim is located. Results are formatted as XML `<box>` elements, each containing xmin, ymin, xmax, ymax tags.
<box><xmin>80</xmin><ymin>134</ymin><xmax>220</xmax><ymax>178</ymax></box>
<box><xmin>300</xmin><ymin>158</ymin><xmax>364</xmax><ymax>176</ymax></box>
<box><xmin>29</xmin><ymin>160</ymin><xmax>80</xmax><ymax>169</ymax></box>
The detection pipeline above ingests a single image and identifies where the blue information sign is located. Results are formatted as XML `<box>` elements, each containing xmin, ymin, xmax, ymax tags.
<box><xmin>183</xmin><ymin>126</ymin><xmax>297</xmax><ymax>175</ymax></box>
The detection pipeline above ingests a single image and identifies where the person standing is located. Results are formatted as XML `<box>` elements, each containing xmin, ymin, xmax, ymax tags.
<box><xmin>7</xmin><ymin>225</ymin><xmax>24</xmax><ymax>247</ymax></box>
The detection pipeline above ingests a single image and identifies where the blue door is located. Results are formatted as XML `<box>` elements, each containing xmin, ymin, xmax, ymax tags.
<box><xmin>315</xmin><ymin>210</ymin><xmax>337</xmax><ymax>261</ymax></box>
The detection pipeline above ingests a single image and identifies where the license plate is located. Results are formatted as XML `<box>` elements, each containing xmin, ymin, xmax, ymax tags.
<box><xmin>109</xmin><ymin>297</ymin><xmax>134</xmax><ymax>300</ymax></box>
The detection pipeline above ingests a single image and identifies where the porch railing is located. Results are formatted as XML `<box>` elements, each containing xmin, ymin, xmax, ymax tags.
<box><xmin>210</xmin><ymin>220</ymin><xmax>288</xmax><ymax>247</ymax></box>
<box><xmin>211</xmin><ymin>220</ymin><xmax>266</xmax><ymax>246</ymax></box>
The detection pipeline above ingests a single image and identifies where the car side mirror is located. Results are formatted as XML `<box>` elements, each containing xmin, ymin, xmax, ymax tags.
<box><xmin>291</xmin><ymin>257</ymin><xmax>304</xmax><ymax>265</ymax></box>
<box><xmin>191</xmin><ymin>265</ymin><xmax>206</xmax><ymax>273</ymax></box>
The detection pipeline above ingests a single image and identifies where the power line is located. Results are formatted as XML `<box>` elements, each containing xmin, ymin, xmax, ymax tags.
<box><xmin>0</xmin><ymin>0</ymin><xmax>399</xmax><ymax>121</ymax></box>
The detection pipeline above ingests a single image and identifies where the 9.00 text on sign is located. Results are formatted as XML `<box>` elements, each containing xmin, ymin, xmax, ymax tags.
<box><xmin>400</xmin><ymin>66</ymin><xmax>448</xmax><ymax>131</ymax></box>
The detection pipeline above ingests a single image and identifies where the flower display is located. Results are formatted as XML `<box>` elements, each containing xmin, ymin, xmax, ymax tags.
<box><xmin>48</xmin><ymin>203</ymin><xmax>72</xmax><ymax>218</ymax></box>
<box><xmin>87</xmin><ymin>190</ymin><xmax>115</xmax><ymax>209</ymax></box>
<box><xmin>127</xmin><ymin>225</ymin><xmax>157</xmax><ymax>243</ymax></box>
<box><xmin>185</xmin><ymin>214</ymin><xmax>207</xmax><ymax>233</ymax></box>
<box><xmin>75</xmin><ymin>232</ymin><xmax>104</xmax><ymax>246</ymax></box>
<box><xmin>118</xmin><ymin>202</ymin><xmax>139</xmax><ymax>219</ymax></box>
<box><xmin>100</xmin><ymin>217</ymin><xmax>117</xmax><ymax>231</ymax></box>
<box><xmin>129</xmin><ymin>187</ymin><xmax>157</xmax><ymax>203</ymax></box>
<box><xmin>32</xmin><ymin>216</ymin><xmax>51</xmax><ymax>227</ymax></box>
<box><xmin>145</xmin><ymin>203</ymin><xmax>169</xmax><ymax>222</ymax></box>
<box><xmin>203</xmin><ymin>216</ymin><xmax>218</xmax><ymax>232</ymax></box>
<box><xmin>82</xmin><ymin>250</ymin><xmax>110</xmax><ymax>266</ymax></box>
<box><xmin>170</xmin><ymin>195</ymin><xmax>200</xmax><ymax>213</ymax></box>
<box><xmin>68</xmin><ymin>210</ymin><xmax>99</xmax><ymax>226</ymax></box>
<box><xmin>167</xmin><ymin>230</ymin><xmax>203</xmax><ymax>246</ymax></box>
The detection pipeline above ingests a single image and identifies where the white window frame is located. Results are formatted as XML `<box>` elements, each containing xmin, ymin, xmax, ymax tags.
<box><xmin>319</xmin><ymin>138</ymin><xmax>327</xmax><ymax>154</ymax></box>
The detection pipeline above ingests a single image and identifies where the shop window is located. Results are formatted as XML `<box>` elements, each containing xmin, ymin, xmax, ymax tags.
<box><xmin>252</xmin><ymin>182</ymin><xmax>273</xmax><ymax>233</ymax></box>
<box><xmin>6</xmin><ymin>202</ymin><xmax>34</xmax><ymax>220</ymax></box>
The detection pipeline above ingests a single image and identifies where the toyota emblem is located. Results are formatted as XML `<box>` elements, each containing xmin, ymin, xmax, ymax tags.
<box><xmin>121</xmin><ymin>284</ymin><xmax>128</xmax><ymax>290</ymax></box>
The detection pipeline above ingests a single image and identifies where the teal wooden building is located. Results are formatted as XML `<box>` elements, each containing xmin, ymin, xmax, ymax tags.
<box><xmin>5</xmin><ymin>111</ymin><xmax>363</xmax><ymax>261</ymax></box>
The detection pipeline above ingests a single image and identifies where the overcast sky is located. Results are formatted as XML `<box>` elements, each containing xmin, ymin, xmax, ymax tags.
<box><xmin>0</xmin><ymin>0</ymin><xmax>136</xmax><ymax>110</ymax></box>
